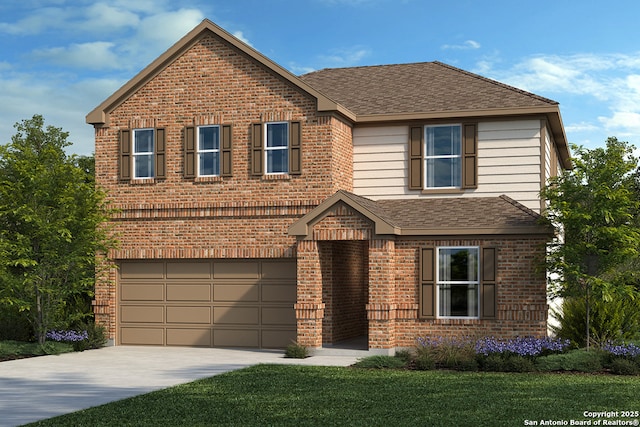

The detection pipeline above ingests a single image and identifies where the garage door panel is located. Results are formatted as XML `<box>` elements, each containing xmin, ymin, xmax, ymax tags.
<box><xmin>214</xmin><ymin>261</ymin><xmax>259</xmax><ymax>279</ymax></box>
<box><xmin>120</xmin><ymin>262</ymin><xmax>164</xmax><ymax>279</ymax></box>
<box><xmin>167</xmin><ymin>262</ymin><xmax>211</xmax><ymax>279</ymax></box>
<box><xmin>118</xmin><ymin>259</ymin><xmax>297</xmax><ymax>349</ymax></box>
<box><xmin>214</xmin><ymin>329</ymin><xmax>259</xmax><ymax>347</ymax></box>
<box><xmin>261</xmin><ymin>262</ymin><xmax>296</xmax><ymax>279</ymax></box>
<box><xmin>262</xmin><ymin>329</ymin><xmax>296</xmax><ymax>348</ymax></box>
<box><xmin>262</xmin><ymin>307</ymin><xmax>296</xmax><ymax>325</ymax></box>
<box><xmin>121</xmin><ymin>306</ymin><xmax>164</xmax><ymax>323</ymax></box>
<box><xmin>121</xmin><ymin>327</ymin><xmax>164</xmax><ymax>345</ymax></box>
<box><xmin>214</xmin><ymin>284</ymin><xmax>258</xmax><ymax>302</ymax></box>
<box><xmin>167</xmin><ymin>328</ymin><xmax>211</xmax><ymax>346</ymax></box>
<box><xmin>214</xmin><ymin>306</ymin><xmax>259</xmax><ymax>325</ymax></box>
<box><xmin>167</xmin><ymin>284</ymin><xmax>211</xmax><ymax>301</ymax></box>
<box><xmin>121</xmin><ymin>283</ymin><xmax>164</xmax><ymax>301</ymax></box>
<box><xmin>262</xmin><ymin>283</ymin><xmax>296</xmax><ymax>302</ymax></box>
<box><xmin>166</xmin><ymin>306</ymin><xmax>211</xmax><ymax>324</ymax></box>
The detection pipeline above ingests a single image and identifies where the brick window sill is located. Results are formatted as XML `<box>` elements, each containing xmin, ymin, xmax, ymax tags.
<box><xmin>129</xmin><ymin>178</ymin><xmax>156</xmax><ymax>185</ymax></box>
<box><xmin>262</xmin><ymin>174</ymin><xmax>291</xmax><ymax>181</ymax></box>
<box><xmin>194</xmin><ymin>176</ymin><xmax>224</xmax><ymax>184</ymax></box>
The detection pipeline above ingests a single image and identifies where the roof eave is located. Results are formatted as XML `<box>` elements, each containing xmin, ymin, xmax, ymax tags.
<box><xmin>86</xmin><ymin>19</ymin><xmax>354</xmax><ymax>126</ymax></box>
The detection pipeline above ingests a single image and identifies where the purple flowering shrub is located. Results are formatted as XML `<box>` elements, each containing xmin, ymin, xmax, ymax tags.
<box><xmin>46</xmin><ymin>330</ymin><xmax>89</xmax><ymax>343</ymax></box>
<box><xmin>475</xmin><ymin>336</ymin><xmax>571</xmax><ymax>357</ymax></box>
<box><xmin>602</xmin><ymin>342</ymin><xmax>640</xmax><ymax>358</ymax></box>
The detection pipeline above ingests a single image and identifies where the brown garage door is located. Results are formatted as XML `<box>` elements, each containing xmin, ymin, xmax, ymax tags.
<box><xmin>117</xmin><ymin>259</ymin><xmax>296</xmax><ymax>348</ymax></box>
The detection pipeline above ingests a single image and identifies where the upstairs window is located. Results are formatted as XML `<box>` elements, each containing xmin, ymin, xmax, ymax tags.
<box><xmin>118</xmin><ymin>128</ymin><xmax>165</xmax><ymax>181</ymax></box>
<box><xmin>408</xmin><ymin>123</ymin><xmax>477</xmax><ymax>191</ymax></box>
<box><xmin>250</xmin><ymin>121</ymin><xmax>301</xmax><ymax>177</ymax></box>
<box><xmin>265</xmin><ymin>122</ymin><xmax>289</xmax><ymax>174</ymax></box>
<box><xmin>198</xmin><ymin>125</ymin><xmax>220</xmax><ymax>176</ymax></box>
<box><xmin>133</xmin><ymin>129</ymin><xmax>155</xmax><ymax>179</ymax></box>
<box><xmin>424</xmin><ymin>125</ymin><xmax>461</xmax><ymax>188</ymax></box>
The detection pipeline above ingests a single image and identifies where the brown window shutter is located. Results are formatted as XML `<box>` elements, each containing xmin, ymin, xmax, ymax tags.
<box><xmin>250</xmin><ymin>123</ymin><xmax>263</xmax><ymax>176</ymax></box>
<box><xmin>481</xmin><ymin>247</ymin><xmax>497</xmax><ymax>319</ymax></box>
<box><xmin>462</xmin><ymin>123</ymin><xmax>478</xmax><ymax>189</ymax></box>
<box><xmin>409</xmin><ymin>126</ymin><xmax>423</xmax><ymax>190</ymax></box>
<box><xmin>221</xmin><ymin>124</ymin><xmax>233</xmax><ymax>177</ymax></box>
<box><xmin>289</xmin><ymin>121</ymin><xmax>302</xmax><ymax>175</ymax></box>
<box><xmin>155</xmin><ymin>128</ymin><xmax>166</xmax><ymax>179</ymax></box>
<box><xmin>184</xmin><ymin>126</ymin><xmax>196</xmax><ymax>178</ymax></box>
<box><xmin>419</xmin><ymin>247</ymin><xmax>436</xmax><ymax>319</ymax></box>
<box><xmin>119</xmin><ymin>129</ymin><xmax>131</xmax><ymax>180</ymax></box>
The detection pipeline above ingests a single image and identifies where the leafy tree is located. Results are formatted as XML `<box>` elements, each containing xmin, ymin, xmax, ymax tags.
<box><xmin>0</xmin><ymin>115</ymin><xmax>116</xmax><ymax>345</ymax></box>
<box><xmin>541</xmin><ymin>137</ymin><xmax>640</xmax><ymax>348</ymax></box>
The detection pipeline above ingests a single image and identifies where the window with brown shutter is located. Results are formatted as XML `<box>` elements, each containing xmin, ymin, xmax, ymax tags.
<box><xmin>155</xmin><ymin>128</ymin><xmax>166</xmax><ymax>179</ymax></box>
<box><xmin>462</xmin><ymin>123</ymin><xmax>478</xmax><ymax>189</ymax></box>
<box><xmin>184</xmin><ymin>126</ymin><xmax>196</xmax><ymax>179</ymax></box>
<box><xmin>221</xmin><ymin>124</ymin><xmax>233</xmax><ymax>177</ymax></box>
<box><xmin>119</xmin><ymin>129</ymin><xmax>131</xmax><ymax>180</ymax></box>
<box><xmin>289</xmin><ymin>121</ymin><xmax>301</xmax><ymax>175</ymax></box>
<box><xmin>418</xmin><ymin>245</ymin><xmax>496</xmax><ymax>320</ymax></box>
<box><xmin>481</xmin><ymin>247</ymin><xmax>497</xmax><ymax>319</ymax></box>
<box><xmin>250</xmin><ymin>123</ymin><xmax>263</xmax><ymax>176</ymax></box>
<box><xmin>409</xmin><ymin>127</ymin><xmax>423</xmax><ymax>190</ymax></box>
<box><xmin>419</xmin><ymin>247</ymin><xmax>435</xmax><ymax>319</ymax></box>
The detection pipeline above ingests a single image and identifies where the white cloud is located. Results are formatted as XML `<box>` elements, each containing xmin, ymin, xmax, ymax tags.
<box><xmin>31</xmin><ymin>42</ymin><xmax>120</xmax><ymax>70</ymax></box>
<box><xmin>232</xmin><ymin>31</ymin><xmax>253</xmax><ymax>47</ymax></box>
<box><xmin>442</xmin><ymin>40</ymin><xmax>481</xmax><ymax>50</ymax></box>
<box><xmin>317</xmin><ymin>46</ymin><xmax>371</xmax><ymax>68</ymax></box>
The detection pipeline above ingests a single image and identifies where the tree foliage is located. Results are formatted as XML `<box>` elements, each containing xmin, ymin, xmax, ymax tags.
<box><xmin>0</xmin><ymin>115</ymin><xmax>116</xmax><ymax>344</ymax></box>
<box><xmin>541</xmin><ymin>137</ymin><xmax>640</xmax><ymax>346</ymax></box>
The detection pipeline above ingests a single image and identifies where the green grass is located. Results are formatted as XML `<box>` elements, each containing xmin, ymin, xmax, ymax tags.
<box><xmin>28</xmin><ymin>364</ymin><xmax>640</xmax><ymax>427</ymax></box>
<box><xmin>0</xmin><ymin>340</ymin><xmax>73</xmax><ymax>358</ymax></box>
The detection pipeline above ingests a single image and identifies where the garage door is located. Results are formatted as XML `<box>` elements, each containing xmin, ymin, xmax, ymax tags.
<box><xmin>117</xmin><ymin>259</ymin><xmax>297</xmax><ymax>348</ymax></box>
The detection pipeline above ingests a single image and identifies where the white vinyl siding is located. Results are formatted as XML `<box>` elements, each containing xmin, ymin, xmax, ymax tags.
<box><xmin>353</xmin><ymin>120</ymin><xmax>543</xmax><ymax>212</ymax></box>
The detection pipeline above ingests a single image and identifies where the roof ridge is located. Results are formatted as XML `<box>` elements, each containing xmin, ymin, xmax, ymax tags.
<box><xmin>300</xmin><ymin>61</ymin><xmax>436</xmax><ymax>77</ymax></box>
<box><xmin>431</xmin><ymin>61</ymin><xmax>558</xmax><ymax>106</ymax></box>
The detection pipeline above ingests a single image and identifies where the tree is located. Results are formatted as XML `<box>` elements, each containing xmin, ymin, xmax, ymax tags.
<box><xmin>541</xmin><ymin>137</ymin><xmax>640</xmax><ymax>348</ymax></box>
<box><xmin>0</xmin><ymin>115</ymin><xmax>116</xmax><ymax>345</ymax></box>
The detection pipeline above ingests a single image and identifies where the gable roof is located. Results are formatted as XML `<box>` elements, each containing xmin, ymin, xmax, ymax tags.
<box><xmin>289</xmin><ymin>190</ymin><xmax>553</xmax><ymax>237</ymax></box>
<box><xmin>86</xmin><ymin>19</ymin><xmax>354</xmax><ymax>126</ymax></box>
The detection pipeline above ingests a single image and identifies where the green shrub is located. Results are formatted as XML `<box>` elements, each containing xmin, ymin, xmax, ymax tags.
<box><xmin>552</xmin><ymin>296</ymin><xmax>640</xmax><ymax>347</ymax></box>
<box><xmin>415</xmin><ymin>337</ymin><xmax>477</xmax><ymax>370</ymax></box>
<box><xmin>479</xmin><ymin>353</ymin><xmax>508</xmax><ymax>372</ymax></box>
<box><xmin>610</xmin><ymin>358</ymin><xmax>639</xmax><ymax>376</ymax></box>
<box><xmin>353</xmin><ymin>355</ymin><xmax>407</xmax><ymax>369</ymax></box>
<box><xmin>71</xmin><ymin>322</ymin><xmax>108</xmax><ymax>351</ymax></box>
<box><xmin>394</xmin><ymin>349</ymin><xmax>412</xmax><ymax>363</ymax></box>
<box><xmin>0</xmin><ymin>305</ymin><xmax>33</xmax><ymax>341</ymax></box>
<box><xmin>504</xmin><ymin>356</ymin><xmax>536</xmax><ymax>373</ymax></box>
<box><xmin>284</xmin><ymin>342</ymin><xmax>309</xmax><ymax>359</ymax></box>
<box><xmin>536</xmin><ymin>349</ymin><xmax>604</xmax><ymax>373</ymax></box>
<box><xmin>413</xmin><ymin>352</ymin><xmax>435</xmax><ymax>371</ymax></box>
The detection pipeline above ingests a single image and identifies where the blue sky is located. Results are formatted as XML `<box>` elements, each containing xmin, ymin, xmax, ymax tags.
<box><xmin>1</xmin><ymin>0</ymin><xmax>640</xmax><ymax>155</ymax></box>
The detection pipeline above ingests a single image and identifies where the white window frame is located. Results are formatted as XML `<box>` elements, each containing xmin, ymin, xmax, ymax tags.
<box><xmin>424</xmin><ymin>124</ymin><xmax>462</xmax><ymax>189</ymax></box>
<box><xmin>197</xmin><ymin>125</ymin><xmax>220</xmax><ymax>177</ymax></box>
<box><xmin>133</xmin><ymin>128</ymin><xmax>154</xmax><ymax>179</ymax></box>
<box><xmin>436</xmin><ymin>246</ymin><xmax>480</xmax><ymax>319</ymax></box>
<box><xmin>264</xmin><ymin>121</ymin><xmax>289</xmax><ymax>175</ymax></box>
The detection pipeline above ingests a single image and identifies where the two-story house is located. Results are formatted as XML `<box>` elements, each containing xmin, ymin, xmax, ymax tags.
<box><xmin>87</xmin><ymin>19</ymin><xmax>570</xmax><ymax>353</ymax></box>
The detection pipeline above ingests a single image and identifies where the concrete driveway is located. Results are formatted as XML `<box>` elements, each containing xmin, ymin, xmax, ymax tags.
<box><xmin>0</xmin><ymin>346</ymin><xmax>362</xmax><ymax>427</ymax></box>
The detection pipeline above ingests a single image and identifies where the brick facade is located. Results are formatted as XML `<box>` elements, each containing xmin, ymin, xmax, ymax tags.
<box><xmin>91</xmin><ymin>21</ymin><xmax>554</xmax><ymax>350</ymax></box>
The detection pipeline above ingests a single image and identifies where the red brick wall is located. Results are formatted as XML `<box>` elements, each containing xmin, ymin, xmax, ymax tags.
<box><xmin>93</xmin><ymin>33</ymin><xmax>355</xmax><ymax>339</ymax></box>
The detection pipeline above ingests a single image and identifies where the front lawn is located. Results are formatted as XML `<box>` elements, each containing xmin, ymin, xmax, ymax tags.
<box><xmin>0</xmin><ymin>340</ymin><xmax>74</xmax><ymax>361</ymax></box>
<box><xmin>28</xmin><ymin>364</ymin><xmax>640</xmax><ymax>426</ymax></box>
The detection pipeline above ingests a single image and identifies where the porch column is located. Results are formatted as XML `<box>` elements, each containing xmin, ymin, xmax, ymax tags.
<box><xmin>367</xmin><ymin>239</ymin><xmax>396</xmax><ymax>350</ymax></box>
<box><xmin>295</xmin><ymin>239</ymin><xmax>324</xmax><ymax>348</ymax></box>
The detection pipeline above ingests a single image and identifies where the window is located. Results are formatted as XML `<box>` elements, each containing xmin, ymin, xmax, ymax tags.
<box><xmin>408</xmin><ymin>123</ymin><xmax>477</xmax><ymax>191</ymax></box>
<box><xmin>133</xmin><ymin>129</ymin><xmax>154</xmax><ymax>179</ymax></box>
<box><xmin>265</xmin><ymin>122</ymin><xmax>289</xmax><ymax>174</ymax></box>
<box><xmin>198</xmin><ymin>125</ymin><xmax>220</xmax><ymax>176</ymax></box>
<box><xmin>437</xmin><ymin>247</ymin><xmax>479</xmax><ymax>318</ymax></box>
<box><xmin>424</xmin><ymin>125</ymin><xmax>461</xmax><ymax>188</ymax></box>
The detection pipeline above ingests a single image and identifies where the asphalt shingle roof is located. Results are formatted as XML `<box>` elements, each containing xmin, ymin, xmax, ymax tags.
<box><xmin>337</xmin><ymin>190</ymin><xmax>547</xmax><ymax>233</ymax></box>
<box><xmin>300</xmin><ymin>61</ymin><xmax>558</xmax><ymax>116</ymax></box>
